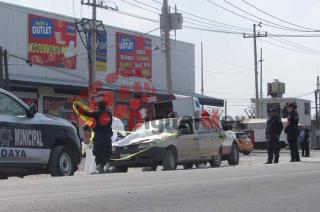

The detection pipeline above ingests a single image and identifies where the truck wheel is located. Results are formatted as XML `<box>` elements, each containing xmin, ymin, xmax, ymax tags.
<box><xmin>114</xmin><ymin>166</ymin><xmax>128</xmax><ymax>173</ymax></box>
<box><xmin>228</xmin><ymin>143</ymin><xmax>240</xmax><ymax>166</ymax></box>
<box><xmin>210</xmin><ymin>148</ymin><xmax>222</xmax><ymax>168</ymax></box>
<box><xmin>183</xmin><ymin>163</ymin><xmax>193</xmax><ymax>169</ymax></box>
<box><xmin>162</xmin><ymin>149</ymin><xmax>177</xmax><ymax>171</ymax></box>
<box><xmin>49</xmin><ymin>146</ymin><xmax>75</xmax><ymax>177</ymax></box>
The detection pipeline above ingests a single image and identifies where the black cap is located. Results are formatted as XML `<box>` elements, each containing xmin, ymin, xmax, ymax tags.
<box><xmin>287</xmin><ymin>102</ymin><xmax>297</xmax><ymax>109</ymax></box>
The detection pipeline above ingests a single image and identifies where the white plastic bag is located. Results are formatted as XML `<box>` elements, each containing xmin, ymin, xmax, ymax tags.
<box><xmin>84</xmin><ymin>144</ymin><xmax>97</xmax><ymax>175</ymax></box>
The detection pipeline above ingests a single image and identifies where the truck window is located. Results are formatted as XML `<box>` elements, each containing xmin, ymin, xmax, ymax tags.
<box><xmin>178</xmin><ymin>122</ymin><xmax>193</xmax><ymax>135</ymax></box>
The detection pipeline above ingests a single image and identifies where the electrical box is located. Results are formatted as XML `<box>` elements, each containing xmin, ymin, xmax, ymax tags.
<box><xmin>160</xmin><ymin>13</ymin><xmax>183</xmax><ymax>31</ymax></box>
<box><xmin>170</xmin><ymin>13</ymin><xmax>183</xmax><ymax>30</ymax></box>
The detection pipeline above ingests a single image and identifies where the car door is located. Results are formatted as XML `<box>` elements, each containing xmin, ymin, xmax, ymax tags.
<box><xmin>176</xmin><ymin>121</ymin><xmax>199</xmax><ymax>161</ymax></box>
<box><xmin>194</xmin><ymin>118</ymin><xmax>214</xmax><ymax>159</ymax></box>
<box><xmin>195</xmin><ymin>118</ymin><xmax>223</xmax><ymax>159</ymax></box>
<box><xmin>0</xmin><ymin>92</ymin><xmax>48</xmax><ymax>165</ymax></box>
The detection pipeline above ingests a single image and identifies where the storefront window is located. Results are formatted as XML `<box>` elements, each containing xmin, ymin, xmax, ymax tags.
<box><xmin>21</xmin><ymin>98</ymin><xmax>38</xmax><ymax>109</ymax></box>
<box><xmin>43</xmin><ymin>96</ymin><xmax>77</xmax><ymax>124</ymax></box>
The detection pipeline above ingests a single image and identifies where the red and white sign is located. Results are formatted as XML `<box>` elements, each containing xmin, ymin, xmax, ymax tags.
<box><xmin>116</xmin><ymin>32</ymin><xmax>152</xmax><ymax>80</ymax></box>
<box><xmin>28</xmin><ymin>14</ymin><xmax>77</xmax><ymax>69</ymax></box>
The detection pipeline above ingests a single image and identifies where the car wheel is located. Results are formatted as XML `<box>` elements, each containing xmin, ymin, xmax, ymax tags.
<box><xmin>142</xmin><ymin>165</ymin><xmax>157</xmax><ymax>172</ymax></box>
<box><xmin>162</xmin><ymin>149</ymin><xmax>177</xmax><ymax>171</ymax></box>
<box><xmin>183</xmin><ymin>163</ymin><xmax>193</xmax><ymax>169</ymax></box>
<box><xmin>243</xmin><ymin>151</ymin><xmax>251</xmax><ymax>156</ymax></box>
<box><xmin>49</xmin><ymin>146</ymin><xmax>75</xmax><ymax>177</ymax></box>
<box><xmin>194</xmin><ymin>162</ymin><xmax>207</xmax><ymax>168</ymax></box>
<box><xmin>0</xmin><ymin>174</ymin><xmax>8</xmax><ymax>180</ymax></box>
<box><xmin>228</xmin><ymin>142</ymin><xmax>240</xmax><ymax>166</ymax></box>
<box><xmin>210</xmin><ymin>148</ymin><xmax>222</xmax><ymax>168</ymax></box>
<box><xmin>114</xmin><ymin>166</ymin><xmax>128</xmax><ymax>173</ymax></box>
<box><xmin>151</xmin><ymin>165</ymin><xmax>157</xmax><ymax>171</ymax></box>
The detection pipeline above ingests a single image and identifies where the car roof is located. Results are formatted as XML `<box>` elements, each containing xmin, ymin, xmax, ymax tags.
<box><xmin>0</xmin><ymin>88</ymin><xmax>29</xmax><ymax>109</ymax></box>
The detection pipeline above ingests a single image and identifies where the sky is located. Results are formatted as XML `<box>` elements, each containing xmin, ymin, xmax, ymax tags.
<box><xmin>2</xmin><ymin>0</ymin><xmax>320</xmax><ymax>116</ymax></box>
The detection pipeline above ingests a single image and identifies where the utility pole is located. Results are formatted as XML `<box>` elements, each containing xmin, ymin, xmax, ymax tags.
<box><xmin>3</xmin><ymin>49</ymin><xmax>9</xmax><ymax>90</ymax></box>
<box><xmin>90</xmin><ymin>0</ymin><xmax>97</xmax><ymax>97</ymax></box>
<box><xmin>224</xmin><ymin>100</ymin><xmax>227</xmax><ymax>127</ymax></box>
<box><xmin>162</xmin><ymin>0</ymin><xmax>172</xmax><ymax>94</ymax></box>
<box><xmin>201</xmin><ymin>42</ymin><xmax>204</xmax><ymax>111</ymax></box>
<box><xmin>80</xmin><ymin>0</ymin><xmax>116</xmax><ymax>102</ymax></box>
<box><xmin>243</xmin><ymin>24</ymin><xmax>267</xmax><ymax>118</ymax></box>
<box><xmin>201</xmin><ymin>42</ymin><xmax>204</xmax><ymax>95</ymax></box>
<box><xmin>259</xmin><ymin>48</ymin><xmax>263</xmax><ymax>99</ymax></box>
<box><xmin>0</xmin><ymin>47</ymin><xmax>3</xmax><ymax>88</ymax></box>
<box><xmin>316</xmin><ymin>76</ymin><xmax>320</xmax><ymax>129</ymax></box>
<box><xmin>253</xmin><ymin>24</ymin><xmax>260</xmax><ymax>118</ymax></box>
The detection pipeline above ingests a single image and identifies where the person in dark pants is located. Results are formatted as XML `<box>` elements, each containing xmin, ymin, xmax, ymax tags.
<box><xmin>265</xmin><ymin>108</ymin><xmax>283</xmax><ymax>164</ymax></box>
<box><xmin>76</xmin><ymin>100</ymin><xmax>113</xmax><ymax>173</ymax></box>
<box><xmin>284</xmin><ymin>102</ymin><xmax>301</xmax><ymax>162</ymax></box>
<box><xmin>301</xmin><ymin>128</ymin><xmax>310</xmax><ymax>157</ymax></box>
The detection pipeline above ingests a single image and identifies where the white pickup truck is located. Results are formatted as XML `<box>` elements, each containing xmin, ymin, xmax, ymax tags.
<box><xmin>154</xmin><ymin>95</ymin><xmax>201</xmax><ymax>119</ymax></box>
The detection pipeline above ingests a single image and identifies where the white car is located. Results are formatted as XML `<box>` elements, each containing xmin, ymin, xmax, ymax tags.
<box><xmin>222</xmin><ymin>131</ymin><xmax>240</xmax><ymax>166</ymax></box>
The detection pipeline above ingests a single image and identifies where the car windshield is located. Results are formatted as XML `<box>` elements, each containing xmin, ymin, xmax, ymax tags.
<box><xmin>129</xmin><ymin>119</ymin><xmax>178</xmax><ymax>137</ymax></box>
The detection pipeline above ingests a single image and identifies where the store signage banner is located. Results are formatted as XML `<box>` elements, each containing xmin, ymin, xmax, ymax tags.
<box><xmin>28</xmin><ymin>14</ymin><xmax>77</xmax><ymax>69</ymax></box>
<box><xmin>88</xmin><ymin>30</ymin><xmax>107</xmax><ymax>72</ymax></box>
<box><xmin>116</xmin><ymin>32</ymin><xmax>152</xmax><ymax>80</ymax></box>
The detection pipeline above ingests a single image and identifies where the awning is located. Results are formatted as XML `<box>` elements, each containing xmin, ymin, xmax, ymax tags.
<box><xmin>192</xmin><ymin>93</ymin><xmax>224</xmax><ymax>107</ymax></box>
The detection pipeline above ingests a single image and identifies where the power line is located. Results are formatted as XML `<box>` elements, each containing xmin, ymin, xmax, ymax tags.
<box><xmin>150</xmin><ymin>0</ymin><xmax>162</xmax><ymax>5</ymax></box>
<box><xmin>184</xmin><ymin>25</ymin><xmax>244</xmax><ymax>35</ymax></box>
<box><xmin>269</xmin><ymin>37</ymin><xmax>320</xmax><ymax>55</ymax></box>
<box><xmin>269</xmin><ymin>35</ymin><xmax>320</xmax><ymax>54</ymax></box>
<box><xmin>205</xmin><ymin>0</ymin><xmax>318</xmax><ymax>32</ymax></box>
<box><xmin>177</xmin><ymin>8</ymin><xmax>252</xmax><ymax>32</ymax></box>
<box><xmin>105</xmin><ymin>7</ymin><xmax>160</xmax><ymax>23</ymax></box>
<box><xmin>203</xmin><ymin>56</ymin><xmax>252</xmax><ymax>70</ymax></box>
<box><xmin>128</xmin><ymin>0</ymin><xmax>252</xmax><ymax>32</ymax></box>
<box><xmin>222</xmin><ymin>0</ymin><xmax>319</xmax><ymax>32</ymax></box>
<box><xmin>131</xmin><ymin>0</ymin><xmax>161</xmax><ymax>11</ymax></box>
<box><xmin>258</xmin><ymin>38</ymin><xmax>320</xmax><ymax>56</ymax></box>
<box><xmin>240</xmin><ymin>0</ymin><xmax>319</xmax><ymax>31</ymax></box>
<box><xmin>120</xmin><ymin>0</ymin><xmax>159</xmax><ymax>15</ymax></box>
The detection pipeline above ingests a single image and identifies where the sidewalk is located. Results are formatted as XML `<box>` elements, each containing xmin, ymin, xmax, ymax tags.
<box><xmin>232</xmin><ymin>150</ymin><xmax>320</xmax><ymax>167</ymax></box>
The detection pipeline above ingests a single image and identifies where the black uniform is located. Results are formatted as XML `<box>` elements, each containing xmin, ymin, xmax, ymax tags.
<box><xmin>78</xmin><ymin>106</ymin><xmax>113</xmax><ymax>167</ymax></box>
<box><xmin>284</xmin><ymin>110</ymin><xmax>300</xmax><ymax>162</ymax></box>
<box><xmin>266</xmin><ymin>115</ymin><xmax>283</xmax><ymax>163</ymax></box>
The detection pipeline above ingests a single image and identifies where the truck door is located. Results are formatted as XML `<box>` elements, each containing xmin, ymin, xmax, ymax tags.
<box><xmin>0</xmin><ymin>92</ymin><xmax>48</xmax><ymax>165</ymax></box>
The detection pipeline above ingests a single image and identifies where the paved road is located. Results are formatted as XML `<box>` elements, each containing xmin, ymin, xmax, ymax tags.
<box><xmin>1</xmin><ymin>152</ymin><xmax>320</xmax><ymax>212</ymax></box>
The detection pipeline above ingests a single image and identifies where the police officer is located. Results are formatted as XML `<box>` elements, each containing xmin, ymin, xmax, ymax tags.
<box><xmin>284</xmin><ymin>102</ymin><xmax>301</xmax><ymax>162</ymax></box>
<box><xmin>76</xmin><ymin>99</ymin><xmax>113</xmax><ymax>173</ymax></box>
<box><xmin>266</xmin><ymin>108</ymin><xmax>283</xmax><ymax>164</ymax></box>
<box><xmin>301</xmin><ymin>127</ymin><xmax>310</xmax><ymax>157</ymax></box>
